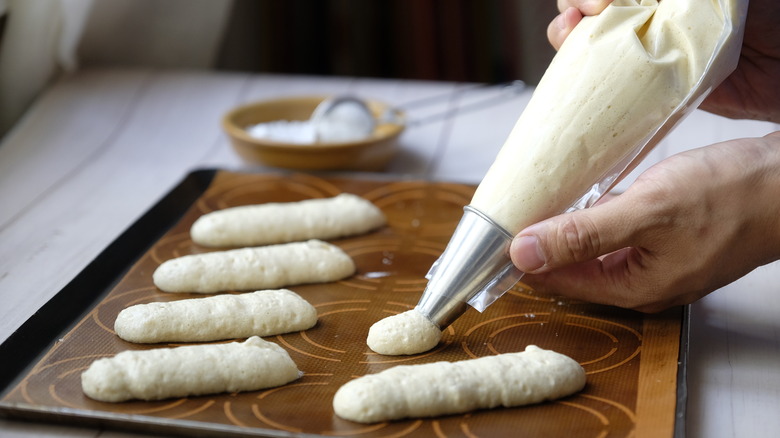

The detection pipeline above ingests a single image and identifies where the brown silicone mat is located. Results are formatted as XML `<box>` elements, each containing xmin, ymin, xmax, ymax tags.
<box><xmin>0</xmin><ymin>170</ymin><xmax>685</xmax><ymax>437</ymax></box>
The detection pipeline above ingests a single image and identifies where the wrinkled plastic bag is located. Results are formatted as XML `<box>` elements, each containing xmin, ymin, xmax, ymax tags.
<box><xmin>566</xmin><ymin>0</ymin><xmax>749</xmax><ymax>210</ymax></box>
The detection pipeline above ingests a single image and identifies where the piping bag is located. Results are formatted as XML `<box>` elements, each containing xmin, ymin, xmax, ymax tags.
<box><xmin>416</xmin><ymin>0</ymin><xmax>748</xmax><ymax>330</ymax></box>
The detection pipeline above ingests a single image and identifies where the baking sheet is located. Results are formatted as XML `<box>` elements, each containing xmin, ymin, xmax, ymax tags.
<box><xmin>0</xmin><ymin>170</ymin><xmax>687</xmax><ymax>437</ymax></box>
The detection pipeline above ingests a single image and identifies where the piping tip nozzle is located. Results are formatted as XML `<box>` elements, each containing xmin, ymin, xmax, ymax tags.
<box><xmin>416</xmin><ymin>206</ymin><xmax>524</xmax><ymax>329</ymax></box>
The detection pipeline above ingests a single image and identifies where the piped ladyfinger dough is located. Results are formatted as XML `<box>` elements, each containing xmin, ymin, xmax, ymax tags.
<box><xmin>153</xmin><ymin>240</ymin><xmax>355</xmax><ymax>293</ymax></box>
<box><xmin>114</xmin><ymin>289</ymin><xmax>317</xmax><ymax>343</ymax></box>
<box><xmin>81</xmin><ymin>337</ymin><xmax>300</xmax><ymax>402</ymax></box>
<box><xmin>191</xmin><ymin>193</ymin><xmax>386</xmax><ymax>247</ymax></box>
<box><xmin>333</xmin><ymin>345</ymin><xmax>586</xmax><ymax>423</ymax></box>
<box><xmin>367</xmin><ymin>309</ymin><xmax>441</xmax><ymax>355</ymax></box>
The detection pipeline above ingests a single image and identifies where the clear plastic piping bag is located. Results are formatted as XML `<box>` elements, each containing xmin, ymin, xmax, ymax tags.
<box><xmin>565</xmin><ymin>0</ymin><xmax>749</xmax><ymax>212</ymax></box>
<box><xmin>425</xmin><ymin>0</ymin><xmax>749</xmax><ymax>317</ymax></box>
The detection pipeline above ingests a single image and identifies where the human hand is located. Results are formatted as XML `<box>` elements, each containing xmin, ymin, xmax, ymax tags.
<box><xmin>546</xmin><ymin>0</ymin><xmax>612</xmax><ymax>50</ymax></box>
<box><xmin>547</xmin><ymin>0</ymin><xmax>780</xmax><ymax>123</ymax></box>
<box><xmin>509</xmin><ymin>133</ymin><xmax>780</xmax><ymax>312</ymax></box>
<box><xmin>699</xmin><ymin>0</ymin><xmax>780</xmax><ymax>122</ymax></box>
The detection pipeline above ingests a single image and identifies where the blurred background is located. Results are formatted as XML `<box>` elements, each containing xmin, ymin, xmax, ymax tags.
<box><xmin>0</xmin><ymin>0</ymin><xmax>558</xmax><ymax>138</ymax></box>
<box><xmin>216</xmin><ymin>0</ymin><xmax>557</xmax><ymax>84</ymax></box>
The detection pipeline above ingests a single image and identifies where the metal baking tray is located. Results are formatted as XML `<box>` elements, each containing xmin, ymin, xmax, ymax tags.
<box><xmin>0</xmin><ymin>169</ymin><xmax>688</xmax><ymax>437</ymax></box>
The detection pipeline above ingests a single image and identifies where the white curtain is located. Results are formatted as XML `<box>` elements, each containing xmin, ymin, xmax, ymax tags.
<box><xmin>0</xmin><ymin>0</ymin><xmax>94</xmax><ymax>136</ymax></box>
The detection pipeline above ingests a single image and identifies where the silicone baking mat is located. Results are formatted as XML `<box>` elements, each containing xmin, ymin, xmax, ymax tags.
<box><xmin>0</xmin><ymin>170</ymin><xmax>686</xmax><ymax>437</ymax></box>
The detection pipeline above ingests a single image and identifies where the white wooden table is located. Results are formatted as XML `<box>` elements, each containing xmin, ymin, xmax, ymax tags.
<box><xmin>1</xmin><ymin>68</ymin><xmax>778</xmax><ymax>438</ymax></box>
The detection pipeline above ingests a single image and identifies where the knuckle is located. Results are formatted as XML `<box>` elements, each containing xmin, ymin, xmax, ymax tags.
<box><xmin>554</xmin><ymin>215</ymin><xmax>602</xmax><ymax>264</ymax></box>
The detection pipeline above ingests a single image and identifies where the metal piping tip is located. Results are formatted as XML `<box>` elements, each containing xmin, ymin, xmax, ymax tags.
<box><xmin>415</xmin><ymin>206</ymin><xmax>524</xmax><ymax>329</ymax></box>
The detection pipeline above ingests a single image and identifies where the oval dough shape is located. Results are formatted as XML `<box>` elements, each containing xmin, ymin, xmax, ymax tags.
<box><xmin>191</xmin><ymin>193</ymin><xmax>386</xmax><ymax>247</ymax></box>
<box><xmin>114</xmin><ymin>289</ymin><xmax>317</xmax><ymax>343</ymax></box>
<box><xmin>333</xmin><ymin>345</ymin><xmax>586</xmax><ymax>423</ymax></box>
<box><xmin>81</xmin><ymin>337</ymin><xmax>300</xmax><ymax>402</ymax></box>
<box><xmin>367</xmin><ymin>309</ymin><xmax>441</xmax><ymax>355</ymax></box>
<box><xmin>153</xmin><ymin>239</ymin><xmax>355</xmax><ymax>293</ymax></box>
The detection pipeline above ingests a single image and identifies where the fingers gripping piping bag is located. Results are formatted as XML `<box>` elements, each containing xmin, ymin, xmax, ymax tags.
<box><xmin>416</xmin><ymin>0</ymin><xmax>748</xmax><ymax>330</ymax></box>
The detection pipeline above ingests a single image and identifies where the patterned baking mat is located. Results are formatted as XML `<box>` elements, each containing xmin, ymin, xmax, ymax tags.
<box><xmin>0</xmin><ymin>170</ymin><xmax>685</xmax><ymax>437</ymax></box>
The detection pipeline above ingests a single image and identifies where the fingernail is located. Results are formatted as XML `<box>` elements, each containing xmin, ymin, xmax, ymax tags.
<box><xmin>512</xmin><ymin>235</ymin><xmax>546</xmax><ymax>272</ymax></box>
<box><xmin>555</xmin><ymin>13</ymin><xmax>567</xmax><ymax>30</ymax></box>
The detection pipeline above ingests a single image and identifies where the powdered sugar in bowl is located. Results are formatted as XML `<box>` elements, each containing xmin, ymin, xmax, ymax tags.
<box><xmin>222</xmin><ymin>96</ymin><xmax>405</xmax><ymax>171</ymax></box>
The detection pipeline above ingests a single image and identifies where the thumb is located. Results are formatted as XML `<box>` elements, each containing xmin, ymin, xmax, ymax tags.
<box><xmin>509</xmin><ymin>202</ymin><xmax>633</xmax><ymax>274</ymax></box>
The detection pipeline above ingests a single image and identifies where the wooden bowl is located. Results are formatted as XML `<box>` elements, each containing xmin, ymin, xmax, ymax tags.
<box><xmin>222</xmin><ymin>96</ymin><xmax>405</xmax><ymax>171</ymax></box>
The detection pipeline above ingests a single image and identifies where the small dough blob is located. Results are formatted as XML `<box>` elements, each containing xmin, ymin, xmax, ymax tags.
<box><xmin>367</xmin><ymin>309</ymin><xmax>441</xmax><ymax>355</ymax></box>
<box><xmin>333</xmin><ymin>345</ymin><xmax>586</xmax><ymax>423</ymax></box>
<box><xmin>81</xmin><ymin>336</ymin><xmax>300</xmax><ymax>402</ymax></box>
<box><xmin>114</xmin><ymin>289</ymin><xmax>317</xmax><ymax>343</ymax></box>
